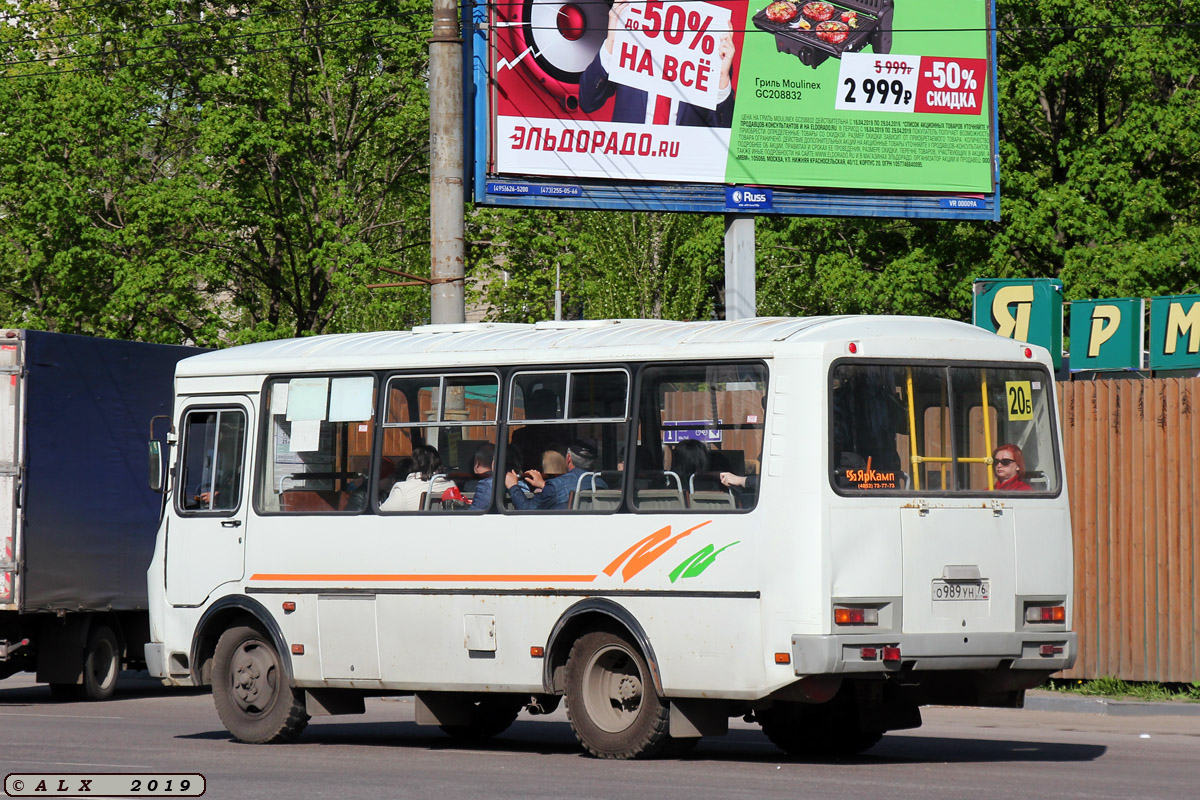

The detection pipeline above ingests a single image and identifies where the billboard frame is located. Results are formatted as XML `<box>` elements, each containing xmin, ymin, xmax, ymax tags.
<box><xmin>467</xmin><ymin>0</ymin><xmax>1000</xmax><ymax>220</ymax></box>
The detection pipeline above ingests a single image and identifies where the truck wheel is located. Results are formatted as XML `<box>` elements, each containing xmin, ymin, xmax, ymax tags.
<box><xmin>80</xmin><ymin>625</ymin><xmax>121</xmax><ymax>701</ymax></box>
<box><xmin>212</xmin><ymin>625</ymin><xmax>309</xmax><ymax>744</ymax></box>
<box><xmin>439</xmin><ymin>696</ymin><xmax>526</xmax><ymax>742</ymax></box>
<box><xmin>564</xmin><ymin>629</ymin><xmax>671</xmax><ymax>759</ymax></box>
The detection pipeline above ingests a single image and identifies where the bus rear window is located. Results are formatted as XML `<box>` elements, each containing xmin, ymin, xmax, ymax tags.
<box><xmin>830</xmin><ymin>363</ymin><xmax>1061</xmax><ymax>495</ymax></box>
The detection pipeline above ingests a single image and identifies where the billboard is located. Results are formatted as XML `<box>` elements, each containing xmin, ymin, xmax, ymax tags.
<box><xmin>1067</xmin><ymin>298</ymin><xmax>1144</xmax><ymax>373</ymax></box>
<box><xmin>472</xmin><ymin>0</ymin><xmax>1000</xmax><ymax>219</ymax></box>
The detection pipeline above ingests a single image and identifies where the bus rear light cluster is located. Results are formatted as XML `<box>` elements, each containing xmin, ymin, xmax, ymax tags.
<box><xmin>1026</xmin><ymin>605</ymin><xmax>1066</xmax><ymax>623</ymax></box>
<box><xmin>834</xmin><ymin>607</ymin><xmax>879</xmax><ymax>625</ymax></box>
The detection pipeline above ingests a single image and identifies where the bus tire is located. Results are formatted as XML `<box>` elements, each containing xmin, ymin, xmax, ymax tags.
<box><xmin>439</xmin><ymin>695</ymin><xmax>526</xmax><ymax>742</ymax></box>
<box><xmin>759</xmin><ymin>701</ymin><xmax>882</xmax><ymax>758</ymax></box>
<box><xmin>564</xmin><ymin>629</ymin><xmax>671</xmax><ymax>759</ymax></box>
<box><xmin>80</xmin><ymin>625</ymin><xmax>120</xmax><ymax>701</ymax></box>
<box><xmin>212</xmin><ymin>625</ymin><xmax>309</xmax><ymax>744</ymax></box>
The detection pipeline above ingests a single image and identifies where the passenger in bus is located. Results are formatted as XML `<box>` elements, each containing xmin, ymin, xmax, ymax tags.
<box><xmin>719</xmin><ymin>471</ymin><xmax>758</xmax><ymax>492</ymax></box>
<box><xmin>541</xmin><ymin>445</ymin><xmax>567</xmax><ymax>476</ymax></box>
<box><xmin>670</xmin><ymin>438</ymin><xmax>712</xmax><ymax>493</ymax></box>
<box><xmin>509</xmin><ymin>389</ymin><xmax>562</xmax><ymax>470</ymax></box>
<box><xmin>505</xmin><ymin>438</ymin><xmax>606</xmax><ymax>510</ymax></box>
<box><xmin>468</xmin><ymin>443</ymin><xmax>496</xmax><ymax>512</ymax></box>
<box><xmin>993</xmin><ymin>444</ymin><xmax>1033</xmax><ymax>491</ymax></box>
<box><xmin>380</xmin><ymin>445</ymin><xmax>456</xmax><ymax>511</ymax></box>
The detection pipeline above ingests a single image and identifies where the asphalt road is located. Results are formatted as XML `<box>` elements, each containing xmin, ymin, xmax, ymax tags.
<box><xmin>1</xmin><ymin>673</ymin><xmax>1197</xmax><ymax>800</ymax></box>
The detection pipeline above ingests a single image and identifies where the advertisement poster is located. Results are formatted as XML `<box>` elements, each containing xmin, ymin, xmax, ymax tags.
<box><xmin>490</xmin><ymin>0</ymin><xmax>994</xmax><ymax>192</ymax></box>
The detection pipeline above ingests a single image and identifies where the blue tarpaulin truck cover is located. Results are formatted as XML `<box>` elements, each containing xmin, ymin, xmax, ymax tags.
<box><xmin>18</xmin><ymin>331</ymin><xmax>203</xmax><ymax>611</ymax></box>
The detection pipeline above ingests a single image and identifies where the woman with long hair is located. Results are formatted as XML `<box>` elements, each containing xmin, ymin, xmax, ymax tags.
<box><xmin>380</xmin><ymin>445</ymin><xmax>457</xmax><ymax>511</ymax></box>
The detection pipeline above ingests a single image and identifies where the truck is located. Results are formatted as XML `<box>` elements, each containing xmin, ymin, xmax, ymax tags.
<box><xmin>0</xmin><ymin>328</ymin><xmax>202</xmax><ymax>699</ymax></box>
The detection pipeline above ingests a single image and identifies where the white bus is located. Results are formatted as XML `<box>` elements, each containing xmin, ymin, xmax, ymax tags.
<box><xmin>146</xmin><ymin>316</ymin><xmax>1075</xmax><ymax>759</ymax></box>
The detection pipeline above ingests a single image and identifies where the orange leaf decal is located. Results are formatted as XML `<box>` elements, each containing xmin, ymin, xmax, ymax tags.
<box><xmin>602</xmin><ymin>521</ymin><xmax>712</xmax><ymax>583</ymax></box>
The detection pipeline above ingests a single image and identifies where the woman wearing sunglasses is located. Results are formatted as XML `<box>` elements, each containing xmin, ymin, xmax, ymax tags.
<box><xmin>992</xmin><ymin>444</ymin><xmax>1033</xmax><ymax>491</ymax></box>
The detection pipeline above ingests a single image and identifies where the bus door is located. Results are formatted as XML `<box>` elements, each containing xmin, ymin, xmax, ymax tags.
<box><xmin>898</xmin><ymin>365</ymin><xmax>1016</xmax><ymax>635</ymax></box>
<box><xmin>166</xmin><ymin>399</ymin><xmax>252</xmax><ymax>606</ymax></box>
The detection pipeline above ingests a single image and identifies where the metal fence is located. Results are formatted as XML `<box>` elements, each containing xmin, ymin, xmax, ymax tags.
<box><xmin>1057</xmin><ymin>377</ymin><xmax>1199</xmax><ymax>682</ymax></box>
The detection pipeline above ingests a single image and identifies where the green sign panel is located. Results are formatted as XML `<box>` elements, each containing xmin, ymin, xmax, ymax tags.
<box><xmin>1149</xmin><ymin>294</ymin><xmax>1200</xmax><ymax>370</ymax></box>
<box><xmin>972</xmin><ymin>279</ymin><xmax>1063</xmax><ymax>368</ymax></box>
<box><xmin>1068</xmin><ymin>299</ymin><xmax>1144</xmax><ymax>372</ymax></box>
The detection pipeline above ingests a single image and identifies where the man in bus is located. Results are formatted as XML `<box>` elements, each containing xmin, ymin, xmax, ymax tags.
<box><xmin>505</xmin><ymin>438</ymin><xmax>606</xmax><ymax>510</ymax></box>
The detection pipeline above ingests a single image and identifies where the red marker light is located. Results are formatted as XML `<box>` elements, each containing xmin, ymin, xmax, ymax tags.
<box><xmin>1024</xmin><ymin>347</ymin><xmax>1033</xmax><ymax>358</ymax></box>
<box><xmin>860</xmin><ymin>647</ymin><xmax>877</xmax><ymax>660</ymax></box>
<box><xmin>848</xmin><ymin>342</ymin><xmax>858</xmax><ymax>354</ymax></box>
<box><xmin>881</xmin><ymin>646</ymin><xmax>901</xmax><ymax>662</ymax></box>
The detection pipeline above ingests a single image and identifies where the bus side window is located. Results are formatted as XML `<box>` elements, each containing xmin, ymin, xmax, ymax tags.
<box><xmin>379</xmin><ymin>373</ymin><xmax>499</xmax><ymax>514</ymax></box>
<box><xmin>259</xmin><ymin>376</ymin><xmax>376</xmax><ymax>514</ymax></box>
<box><xmin>633</xmin><ymin>362</ymin><xmax>766</xmax><ymax>512</ymax></box>
<box><xmin>179</xmin><ymin>408</ymin><xmax>246</xmax><ymax>513</ymax></box>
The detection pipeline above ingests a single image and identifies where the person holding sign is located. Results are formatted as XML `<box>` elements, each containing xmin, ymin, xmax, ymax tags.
<box><xmin>992</xmin><ymin>444</ymin><xmax>1032</xmax><ymax>491</ymax></box>
<box><xmin>579</xmin><ymin>1</ymin><xmax>737</xmax><ymax>127</ymax></box>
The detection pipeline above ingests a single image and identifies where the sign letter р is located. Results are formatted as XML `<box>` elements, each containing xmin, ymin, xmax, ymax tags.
<box><xmin>1088</xmin><ymin>304</ymin><xmax>1122</xmax><ymax>357</ymax></box>
<box><xmin>991</xmin><ymin>284</ymin><xmax>1034</xmax><ymax>340</ymax></box>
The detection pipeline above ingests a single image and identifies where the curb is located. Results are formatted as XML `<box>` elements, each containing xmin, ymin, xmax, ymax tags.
<box><xmin>1024</xmin><ymin>690</ymin><xmax>1200</xmax><ymax>717</ymax></box>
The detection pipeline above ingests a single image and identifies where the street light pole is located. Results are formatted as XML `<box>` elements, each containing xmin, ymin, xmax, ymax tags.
<box><xmin>429</xmin><ymin>0</ymin><xmax>466</xmax><ymax>324</ymax></box>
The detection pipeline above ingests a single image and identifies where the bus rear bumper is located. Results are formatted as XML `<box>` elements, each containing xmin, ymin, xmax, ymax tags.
<box><xmin>791</xmin><ymin>631</ymin><xmax>1077</xmax><ymax>676</ymax></box>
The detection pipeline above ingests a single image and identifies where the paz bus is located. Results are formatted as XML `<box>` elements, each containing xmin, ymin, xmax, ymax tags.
<box><xmin>145</xmin><ymin>316</ymin><xmax>1075</xmax><ymax>759</ymax></box>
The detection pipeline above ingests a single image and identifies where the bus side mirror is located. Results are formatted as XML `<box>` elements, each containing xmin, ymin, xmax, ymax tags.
<box><xmin>149</xmin><ymin>440</ymin><xmax>165</xmax><ymax>493</ymax></box>
<box><xmin>148</xmin><ymin>414</ymin><xmax>173</xmax><ymax>494</ymax></box>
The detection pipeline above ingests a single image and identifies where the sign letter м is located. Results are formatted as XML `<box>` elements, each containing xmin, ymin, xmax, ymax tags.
<box><xmin>1088</xmin><ymin>305</ymin><xmax>1122</xmax><ymax>358</ymax></box>
<box><xmin>1165</xmin><ymin>302</ymin><xmax>1200</xmax><ymax>355</ymax></box>
<box><xmin>992</xmin><ymin>284</ymin><xmax>1034</xmax><ymax>340</ymax></box>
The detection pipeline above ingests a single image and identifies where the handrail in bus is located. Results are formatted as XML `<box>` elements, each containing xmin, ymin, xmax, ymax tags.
<box><xmin>906</xmin><ymin>369</ymin><xmax>996</xmax><ymax>492</ymax></box>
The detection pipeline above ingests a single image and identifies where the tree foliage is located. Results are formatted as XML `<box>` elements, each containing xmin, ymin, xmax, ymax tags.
<box><xmin>2</xmin><ymin>1</ymin><xmax>1198</xmax><ymax>342</ymax></box>
<box><xmin>1</xmin><ymin>0</ymin><xmax>432</xmax><ymax>344</ymax></box>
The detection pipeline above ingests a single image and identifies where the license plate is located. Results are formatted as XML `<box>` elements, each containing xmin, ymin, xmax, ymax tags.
<box><xmin>932</xmin><ymin>579</ymin><xmax>990</xmax><ymax>601</ymax></box>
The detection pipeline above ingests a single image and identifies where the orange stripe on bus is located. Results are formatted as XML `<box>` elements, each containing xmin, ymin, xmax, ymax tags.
<box><xmin>250</xmin><ymin>574</ymin><xmax>598</xmax><ymax>583</ymax></box>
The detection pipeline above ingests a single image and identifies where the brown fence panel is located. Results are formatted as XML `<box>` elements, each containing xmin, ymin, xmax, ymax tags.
<box><xmin>1057</xmin><ymin>377</ymin><xmax>1199</xmax><ymax>682</ymax></box>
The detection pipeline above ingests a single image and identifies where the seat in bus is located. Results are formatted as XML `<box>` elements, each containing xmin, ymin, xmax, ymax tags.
<box><xmin>635</xmin><ymin>471</ymin><xmax>685</xmax><ymax>509</ymax></box>
<box><xmin>686</xmin><ymin>473</ymin><xmax>735</xmax><ymax>510</ymax></box>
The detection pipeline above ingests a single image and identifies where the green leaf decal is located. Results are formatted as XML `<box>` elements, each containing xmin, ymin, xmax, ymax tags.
<box><xmin>668</xmin><ymin>542</ymin><xmax>740</xmax><ymax>583</ymax></box>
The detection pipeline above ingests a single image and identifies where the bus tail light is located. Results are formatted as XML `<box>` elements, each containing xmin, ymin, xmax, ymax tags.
<box><xmin>1039</xmin><ymin>644</ymin><xmax>1064</xmax><ymax>656</ymax></box>
<box><xmin>860</xmin><ymin>647</ymin><xmax>877</xmax><ymax>660</ymax></box>
<box><xmin>881</xmin><ymin>646</ymin><xmax>901</xmax><ymax>662</ymax></box>
<box><xmin>834</xmin><ymin>607</ymin><xmax>879</xmax><ymax>625</ymax></box>
<box><xmin>1025</xmin><ymin>605</ymin><xmax>1066</xmax><ymax>623</ymax></box>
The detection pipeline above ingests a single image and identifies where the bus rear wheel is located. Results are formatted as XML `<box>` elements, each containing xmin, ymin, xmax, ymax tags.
<box><xmin>758</xmin><ymin>701</ymin><xmax>882</xmax><ymax>758</ymax></box>
<box><xmin>564</xmin><ymin>629</ymin><xmax>671</xmax><ymax>759</ymax></box>
<box><xmin>439</xmin><ymin>695</ymin><xmax>526</xmax><ymax>742</ymax></box>
<box><xmin>212</xmin><ymin>625</ymin><xmax>309</xmax><ymax>744</ymax></box>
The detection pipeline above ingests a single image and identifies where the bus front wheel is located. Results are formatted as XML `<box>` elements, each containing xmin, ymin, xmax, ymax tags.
<box><xmin>564</xmin><ymin>629</ymin><xmax>671</xmax><ymax>759</ymax></box>
<box><xmin>212</xmin><ymin>625</ymin><xmax>309</xmax><ymax>744</ymax></box>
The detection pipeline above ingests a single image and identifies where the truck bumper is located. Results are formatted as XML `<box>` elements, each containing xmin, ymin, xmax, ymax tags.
<box><xmin>792</xmin><ymin>630</ymin><xmax>1077</xmax><ymax>675</ymax></box>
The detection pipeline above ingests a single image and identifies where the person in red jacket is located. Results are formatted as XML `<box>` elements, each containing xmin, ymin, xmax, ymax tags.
<box><xmin>993</xmin><ymin>443</ymin><xmax>1032</xmax><ymax>491</ymax></box>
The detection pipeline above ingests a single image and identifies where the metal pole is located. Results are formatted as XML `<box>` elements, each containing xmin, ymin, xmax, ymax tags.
<box><xmin>429</xmin><ymin>0</ymin><xmax>465</xmax><ymax>324</ymax></box>
<box><xmin>724</xmin><ymin>214</ymin><xmax>756</xmax><ymax>320</ymax></box>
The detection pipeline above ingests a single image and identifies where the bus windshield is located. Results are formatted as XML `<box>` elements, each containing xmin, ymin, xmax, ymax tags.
<box><xmin>831</xmin><ymin>362</ymin><xmax>1061</xmax><ymax>495</ymax></box>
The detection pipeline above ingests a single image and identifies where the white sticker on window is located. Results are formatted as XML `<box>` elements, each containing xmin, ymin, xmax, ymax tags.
<box><xmin>270</xmin><ymin>382</ymin><xmax>289</xmax><ymax>416</ymax></box>
<box><xmin>1032</xmin><ymin>381</ymin><xmax>1042</xmax><ymax>390</ymax></box>
<box><xmin>329</xmin><ymin>376</ymin><xmax>373</xmax><ymax>422</ymax></box>
<box><xmin>286</xmin><ymin>378</ymin><xmax>329</xmax><ymax>421</ymax></box>
<box><xmin>289</xmin><ymin>419</ymin><xmax>321</xmax><ymax>452</ymax></box>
